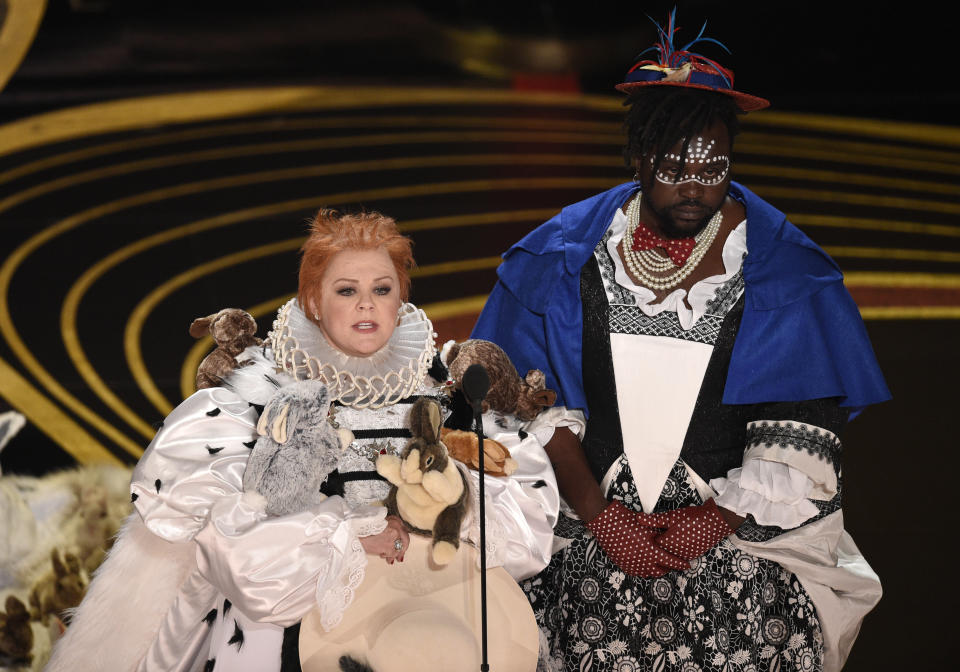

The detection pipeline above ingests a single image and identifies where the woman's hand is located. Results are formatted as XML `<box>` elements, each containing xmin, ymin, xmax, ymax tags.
<box><xmin>359</xmin><ymin>515</ymin><xmax>409</xmax><ymax>564</ymax></box>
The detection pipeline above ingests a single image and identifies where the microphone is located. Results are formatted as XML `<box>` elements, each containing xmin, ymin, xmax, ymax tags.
<box><xmin>462</xmin><ymin>362</ymin><xmax>491</xmax><ymax>671</ymax></box>
<box><xmin>462</xmin><ymin>364</ymin><xmax>490</xmax><ymax>414</ymax></box>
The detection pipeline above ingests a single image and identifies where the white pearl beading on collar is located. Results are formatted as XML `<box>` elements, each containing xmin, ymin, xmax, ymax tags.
<box><xmin>269</xmin><ymin>298</ymin><xmax>437</xmax><ymax>409</ymax></box>
<box><xmin>621</xmin><ymin>193</ymin><xmax>723</xmax><ymax>291</ymax></box>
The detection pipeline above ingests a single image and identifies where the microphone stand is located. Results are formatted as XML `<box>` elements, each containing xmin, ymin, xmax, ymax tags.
<box><xmin>472</xmin><ymin>402</ymin><xmax>490</xmax><ymax>672</ymax></box>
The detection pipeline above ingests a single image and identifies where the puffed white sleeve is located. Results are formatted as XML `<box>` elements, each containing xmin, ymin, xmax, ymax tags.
<box><xmin>130</xmin><ymin>387</ymin><xmax>387</xmax><ymax>631</ymax></box>
<box><xmin>459</xmin><ymin>409</ymin><xmax>578</xmax><ymax>581</ymax></box>
<box><xmin>709</xmin><ymin>419</ymin><xmax>841</xmax><ymax>529</ymax></box>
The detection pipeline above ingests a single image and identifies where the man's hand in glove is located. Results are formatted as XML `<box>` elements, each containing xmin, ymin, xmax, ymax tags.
<box><xmin>651</xmin><ymin>499</ymin><xmax>736</xmax><ymax>561</ymax></box>
<box><xmin>586</xmin><ymin>500</ymin><xmax>690</xmax><ymax>577</ymax></box>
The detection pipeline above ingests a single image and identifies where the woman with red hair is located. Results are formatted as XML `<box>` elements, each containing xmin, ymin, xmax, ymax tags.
<box><xmin>51</xmin><ymin>209</ymin><xmax>557</xmax><ymax>672</ymax></box>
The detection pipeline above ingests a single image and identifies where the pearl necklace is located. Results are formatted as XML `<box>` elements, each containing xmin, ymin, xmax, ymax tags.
<box><xmin>621</xmin><ymin>194</ymin><xmax>722</xmax><ymax>291</ymax></box>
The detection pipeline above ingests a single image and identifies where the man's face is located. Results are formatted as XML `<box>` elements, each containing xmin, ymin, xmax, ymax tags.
<box><xmin>637</xmin><ymin>119</ymin><xmax>732</xmax><ymax>239</ymax></box>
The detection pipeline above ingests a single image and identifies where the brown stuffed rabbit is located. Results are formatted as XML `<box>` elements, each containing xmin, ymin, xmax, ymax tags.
<box><xmin>444</xmin><ymin>340</ymin><xmax>556</xmax><ymax>421</ymax></box>
<box><xmin>376</xmin><ymin>398</ymin><xmax>469</xmax><ymax>565</ymax></box>
<box><xmin>0</xmin><ymin>595</ymin><xmax>33</xmax><ymax>663</ymax></box>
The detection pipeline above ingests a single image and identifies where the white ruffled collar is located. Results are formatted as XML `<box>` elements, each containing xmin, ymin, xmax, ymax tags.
<box><xmin>606</xmin><ymin>208</ymin><xmax>747</xmax><ymax>330</ymax></box>
<box><xmin>269</xmin><ymin>299</ymin><xmax>436</xmax><ymax>408</ymax></box>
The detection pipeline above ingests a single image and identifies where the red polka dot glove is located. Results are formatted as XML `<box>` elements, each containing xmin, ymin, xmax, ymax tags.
<box><xmin>652</xmin><ymin>499</ymin><xmax>735</xmax><ymax>561</ymax></box>
<box><xmin>586</xmin><ymin>500</ymin><xmax>690</xmax><ymax>577</ymax></box>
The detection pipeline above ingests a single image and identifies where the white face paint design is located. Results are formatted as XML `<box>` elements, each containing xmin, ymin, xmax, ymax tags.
<box><xmin>651</xmin><ymin>136</ymin><xmax>730</xmax><ymax>186</ymax></box>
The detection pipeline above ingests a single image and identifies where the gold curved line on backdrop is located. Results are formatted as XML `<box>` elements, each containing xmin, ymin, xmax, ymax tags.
<box><xmin>1</xmin><ymin>136</ymin><xmax>956</xmax><ymax>250</ymax></box>
<box><xmin>859</xmin><ymin>306</ymin><xmax>960</xmax><ymax>319</ymax></box>
<box><xmin>0</xmin><ymin>86</ymin><xmax>958</xmax><ymax>160</ymax></box>
<box><xmin>3</xmin><ymin>117</ymin><xmax>957</xmax><ymax>193</ymax></box>
<box><xmin>791</xmin><ymin>215</ymin><xmax>960</xmax><ymax>239</ymax></box>
<box><xmin>739</xmin><ymin>131</ymin><xmax>960</xmax><ymax>167</ymax></box>
<box><xmin>0</xmin><ymin>135</ymin><xmax>621</xmax><ymax>218</ymax></box>
<box><xmin>49</xmin><ymin>176</ymin><xmax>613</xmax><ymax>443</ymax></box>
<box><xmin>0</xmin><ymin>115</ymin><xmax>624</xmax><ymax>187</ymax></box>
<box><xmin>735</xmin><ymin>164</ymin><xmax>960</xmax><ymax>197</ymax></box>
<box><xmin>0</xmin><ymin>355</ymin><xmax>117</xmax><ymax>464</ymax></box>
<box><xmin>0</xmin><ymin>0</ymin><xmax>46</xmax><ymax>93</ymax></box>
<box><xmin>824</xmin><ymin>247</ymin><xmax>960</xmax><ymax>263</ymax></box>
<box><xmin>0</xmin><ymin>121</ymin><xmax>955</xmax><ymax>229</ymax></box>
<box><xmin>844</xmin><ymin>272</ymin><xmax>960</xmax><ymax>288</ymax></box>
<box><xmin>179</xmin><ymin>294</ymin><xmax>492</xmax><ymax>401</ymax></box>
<box><xmin>0</xmin><ymin>87</ymin><xmax>625</xmax><ymax>157</ymax></box>
<box><xmin>747</xmin><ymin>110</ymin><xmax>960</xmax><ymax>148</ymax></box>
<box><xmin>1</xmin><ymin>128</ymin><xmax>956</xmax><ymax>215</ymax></box>
<box><xmin>738</xmin><ymin>142</ymin><xmax>960</xmax><ymax>177</ymax></box>
<box><xmin>751</xmin><ymin>185</ymin><xmax>960</xmax><ymax>216</ymax></box>
<box><xmin>132</xmin><ymin>241</ymin><xmax>500</xmax><ymax>417</ymax></box>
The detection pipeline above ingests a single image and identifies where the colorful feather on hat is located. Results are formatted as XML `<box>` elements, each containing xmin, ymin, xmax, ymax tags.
<box><xmin>631</xmin><ymin>7</ymin><xmax>732</xmax><ymax>87</ymax></box>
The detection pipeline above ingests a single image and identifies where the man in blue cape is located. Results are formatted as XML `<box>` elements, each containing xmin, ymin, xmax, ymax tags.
<box><xmin>471</xmin><ymin>11</ymin><xmax>889</xmax><ymax>672</ymax></box>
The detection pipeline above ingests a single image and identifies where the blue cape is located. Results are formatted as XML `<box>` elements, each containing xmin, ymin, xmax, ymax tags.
<box><xmin>471</xmin><ymin>182</ymin><xmax>890</xmax><ymax>416</ymax></box>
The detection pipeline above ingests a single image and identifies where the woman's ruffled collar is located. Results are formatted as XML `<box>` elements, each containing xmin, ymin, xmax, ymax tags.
<box><xmin>269</xmin><ymin>299</ymin><xmax>436</xmax><ymax>408</ymax></box>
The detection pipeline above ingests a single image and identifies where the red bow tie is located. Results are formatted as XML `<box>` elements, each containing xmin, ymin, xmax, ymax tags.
<box><xmin>631</xmin><ymin>221</ymin><xmax>696</xmax><ymax>267</ymax></box>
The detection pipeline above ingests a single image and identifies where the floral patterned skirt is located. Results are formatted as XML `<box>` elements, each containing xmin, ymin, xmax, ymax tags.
<box><xmin>524</xmin><ymin>458</ymin><xmax>823</xmax><ymax>672</ymax></box>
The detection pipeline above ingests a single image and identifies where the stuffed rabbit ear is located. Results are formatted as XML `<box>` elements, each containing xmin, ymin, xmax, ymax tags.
<box><xmin>189</xmin><ymin>314</ymin><xmax>217</xmax><ymax>338</ymax></box>
<box><xmin>271</xmin><ymin>403</ymin><xmax>291</xmax><ymax>444</ymax></box>
<box><xmin>523</xmin><ymin>369</ymin><xmax>546</xmax><ymax>390</ymax></box>
<box><xmin>337</xmin><ymin>427</ymin><xmax>354</xmax><ymax>449</ymax></box>
<box><xmin>51</xmin><ymin>549</ymin><xmax>67</xmax><ymax>576</ymax></box>
<box><xmin>256</xmin><ymin>400</ymin><xmax>272</xmax><ymax>436</ymax></box>
<box><xmin>409</xmin><ymin>398</ymin><xmax>444</xmax><ymax>443</ymax></box>
<box><xmin>425</xmin><ymin>400</ymin><xmax>443</xmax><ymax>443</ymax></box>
<box><xmin>533</xmin><ymin>389</ymin><xmax>557</xmax><ymax>407</ymax></box>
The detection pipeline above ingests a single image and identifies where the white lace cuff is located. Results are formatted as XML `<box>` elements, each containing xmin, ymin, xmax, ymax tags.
<box><xmin>742</xmin><ymin>420</ymin><xmax>840</xmax><ymax>501</ymax></box>
<box><xmin>316</xmin><ymin>505</ymin><xmax>387</xmax><ymax>632</ymax></box>
<box><xmin>711</xmin><ymin>461</ymin><xmax>819</xmax><ymax>528</ymax></box>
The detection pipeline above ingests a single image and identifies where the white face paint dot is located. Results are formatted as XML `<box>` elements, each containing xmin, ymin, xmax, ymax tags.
<box><xmin>652</xmin><ymin>136</ymin><xmax>730</xmax><ymax>186</ymax></box>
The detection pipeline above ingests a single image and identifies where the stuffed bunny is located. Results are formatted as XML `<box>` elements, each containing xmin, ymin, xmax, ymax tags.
<box><xmin>242</xmin><ymin>379</ymin><xmax>353</xmax><ymax>517</ymax></box>
<box><xmin>28</xmin><ymin>549</ymin><xmax>88</xmax><ymax>627</ymax></box>
<box><xmin>376</xmin><ymin>398</ymin><xmax>469</xmax><ymax>565</ymax></box>
<box><xmin>0</xmin><ymin>595</ymin><xmax>33</xmax><ymax>664</ymax></box>
<box><xmin>189</xmin><ymin>308</ymin><xmax>262</xmax><ymax>390</ymax></box>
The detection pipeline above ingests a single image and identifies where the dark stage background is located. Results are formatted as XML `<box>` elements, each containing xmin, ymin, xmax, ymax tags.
<box><xmin>0</xmin><ymin>1</ymin><xmax>957</xmax><ymax>669</ymax></box>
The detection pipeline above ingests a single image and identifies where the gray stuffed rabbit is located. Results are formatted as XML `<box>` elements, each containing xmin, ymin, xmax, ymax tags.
<box><xmin>243</xmin><ymin>379</ymin><xmax>353</xmax><ymax>516</ymax></box>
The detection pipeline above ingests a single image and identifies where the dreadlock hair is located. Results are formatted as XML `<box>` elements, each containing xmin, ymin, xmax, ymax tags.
<box><xmin>622</xmin><ymin>87</ymin><xmax>741</xmax><ymax>178</ymax></box>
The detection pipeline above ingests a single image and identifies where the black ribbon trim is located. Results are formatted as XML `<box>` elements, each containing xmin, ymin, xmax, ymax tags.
<box><xmin>320</xmin><ymin>469</ymin><xmax>388</xmax><ymax>498</ymax></box>
<box><xmin>349</xmin><ymin>428</ymin><xmax>412</xmax><ymax>440</ymax></box>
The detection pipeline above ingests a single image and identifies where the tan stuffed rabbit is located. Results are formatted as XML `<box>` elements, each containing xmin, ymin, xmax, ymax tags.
<box><xmin>376</xmin><ymin>398</ymin><xmax>469</xmax><ymax>565</ymax></box>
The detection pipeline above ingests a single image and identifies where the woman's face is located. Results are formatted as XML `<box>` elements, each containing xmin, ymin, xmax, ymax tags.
<box><xmin>312</xmin><ymin>247</ymin><xmax>403</xmax><ymax>357</ymax></box>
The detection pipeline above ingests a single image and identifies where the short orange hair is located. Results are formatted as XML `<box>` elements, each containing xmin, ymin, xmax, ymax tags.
<box><xmin>298</xmin><ymin>209</ymin><xmax>415</xmax><ymax>319</ymax></box>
